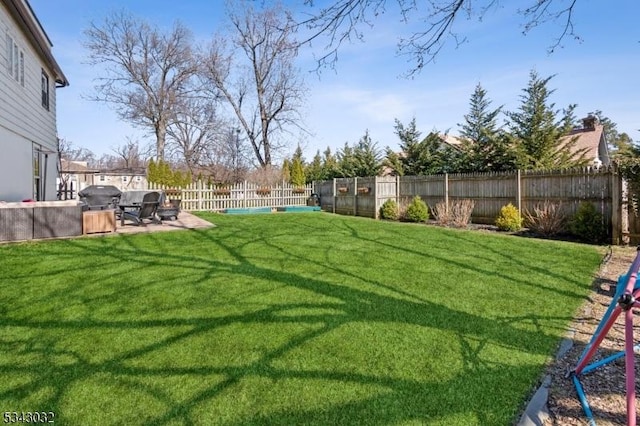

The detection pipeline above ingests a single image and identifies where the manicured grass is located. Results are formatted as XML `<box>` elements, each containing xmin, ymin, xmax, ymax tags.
<box><xmin>0</xmin><ymin>213</ymin><xmax>602</xmax><ymax>425</ymax></box>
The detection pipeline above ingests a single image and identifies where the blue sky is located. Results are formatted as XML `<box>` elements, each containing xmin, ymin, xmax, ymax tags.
<box><xmin>30</xmin><ymin>0</ymin><xmax>640</xmax><ymax>162</ymax></box>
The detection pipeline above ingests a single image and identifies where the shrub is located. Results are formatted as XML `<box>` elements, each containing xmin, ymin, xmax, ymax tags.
<box><xmin>380</xmin><ymin>199</ymin><xmax>399</xmax><ymax>220</ymax></box>
<box><xmin>432</xmin><ymin>201</ymin><xmax>451</xmax><ymax>226</ymax></box>
<box><xmin>570</xmin><ymin>202</ymin><xmax>606</xmax><ymax>243</ymax></box>
<box><xmin>524</xmin><ymin>201</ymin><xmax>567</xmax><ymax>236</ymax></box>
<box><xmin>450</xmin><ymin>199</ymin><xmax>475</xmax><ymax>228</ymax></box>
<box><xmin>405</xmin><ymin>196</ymin><xmax>429</xmax><ymax>223</ymax></box>
<box><xmin>495</xmin><ymin>203</ymin><xmax>522</xmax><ymax>232</ymax></box>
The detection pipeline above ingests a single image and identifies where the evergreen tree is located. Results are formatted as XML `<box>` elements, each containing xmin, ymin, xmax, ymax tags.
<box><xmin>352</xmin><ymin>130</ymin><xmax>382</xmax><ymax>177</ymax></box>
<box><xmin>384</xmin><ymin>118</ymin><xmax>422</xmax><ymax>176</ymax></box>
<box><xmin>337</xmin><ymin>142</ymin><xmax>358</xmax><ymax>177</ymax></box>
<box><xmin>507</xmin><ymin>70</ymin><xmax>589</xmax><ymax>170</ymax></box>
<box><xmin>290</xmin><ymin>156</ymin><xmax>306</xmax><ymax>187</ymax></box>
<box><xmin>322</xmin><ymin>147</ymin><xmax>340</xmax><ymax>179</ymax></box>
<box><xmin>147</xmin><ymin>158</ymin><xmax>158</xmax><ymax>183</ymax></box>
<box><xmin>458</xmin><ymin>83</ymin><xmax>505</xmax><ymax>171</ymax></box>
<box><xmin>385</xmin><ymin>118</ymin><xmax>458</xmax><ymax>175</ymax></box>
<box><xmin>282</xmin><ymin>158</ymin><xmax>291</xmax><ymax>182</ymax></box>
<box><xmin>305</xmin><ymin>150</ymin><xmax>324</xmax><ymax>183</ymax></box>
<box><xmin>290</xmin><ymin>145</ymin><xmax>306</xmax><ymax>186</ymax></box>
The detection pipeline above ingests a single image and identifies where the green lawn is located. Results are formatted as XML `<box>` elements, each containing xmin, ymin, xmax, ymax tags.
<box><xmin>0</xmin><ymin>213</ymin><xmax>601</xmax><ymax>425</ymax></box>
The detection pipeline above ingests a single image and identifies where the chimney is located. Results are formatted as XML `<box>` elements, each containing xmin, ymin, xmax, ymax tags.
<box><xmin>582</xmin><ymin>115</ymin><xmax>599</xmax><ymax>131</ymax></box>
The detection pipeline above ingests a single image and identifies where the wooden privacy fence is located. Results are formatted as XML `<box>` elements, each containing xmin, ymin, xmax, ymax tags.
<box><xmin>315</xmin><ymin>168</ymin><xmax>627</xmax><ymax>244</ymax></box>
<box><xmin>148</xmin><ymin>181</ymin><xmax>313</xmax><ymax>211</ymax></box>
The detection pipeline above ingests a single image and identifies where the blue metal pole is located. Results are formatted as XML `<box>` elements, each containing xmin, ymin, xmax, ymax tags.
<box><xmin>572</xmin><ymin>374</ymin><xmax>597</xmax><ymax>426</ymax></box>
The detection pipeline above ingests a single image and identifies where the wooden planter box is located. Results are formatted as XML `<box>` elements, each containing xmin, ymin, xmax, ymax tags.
<box><xmin>357</xmin><ymin>187</ymin><xmax>371</xmax><ymax>194</ymax></box>
<box><xmin>337</xmin><ymin>187</ymin><xmax>349</xmax><ymax>194</ymax></box>
<box><xmin>83</xmin><ymin>210</ymin><xmax>116</xmax><ymax>234</ymax></box>
<box><xmin>292</xmin><ymin>187</ymin><xmax>306</xmax><ymax>194</ymax></box>
<box><xmin>256</xmin><ymin>188</ymin><xmax>271</xmax><ymax>196</ymax></box>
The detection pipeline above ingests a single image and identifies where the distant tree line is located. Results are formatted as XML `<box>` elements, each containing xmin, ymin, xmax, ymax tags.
<box><xmin>286</xmin><ymin>70</ymin><xmax>638</xmax><ymax>184</ymax></box>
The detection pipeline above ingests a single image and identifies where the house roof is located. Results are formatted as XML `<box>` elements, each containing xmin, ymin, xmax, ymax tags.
<box><xmin>560</xmin><ymin>124</ymin><xmax>605</xmax><ymax>162</ymax></box>
<box><xmin>60</xmin><ymin>160</ymin><xmax>98</xmax><ymax>173</ymax></box>
<box><xmin>5</xmin><ymin>0</ymin><xmax>69</xmax><ymax>87</ymax></box>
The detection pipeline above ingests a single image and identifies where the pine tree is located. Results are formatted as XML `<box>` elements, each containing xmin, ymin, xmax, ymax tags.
<box><xmin>289</xmin><ymin>145</ymin><xmax>306</xmax><ymax>186</ymax></box>
<box><xmin>337</xmin><ymin>142</ymin><xmax>358</xmax><ymax>177</ymax></box>
<box><xmin>352</xmin><ymin>130</ymin><xmax>382</xmax><ymax>177</ymax></box>
<box><xmin>386</xmin><ymin>118</ymin><xmax>456</xmax><ymax>176</ymax></box>
<box><xmin>282</xmin><ymin>158</ymin><xmax>291</xmax><ymax>182</ymax></box>
<box><xmin>290</xmin><ymin>156</ymin><xmax>306</xmax><ymax>187</ymax></box>
<box><xmin>458</xmin><ymin>83</ymin><xmax>505</xmax><ymax>171</ymax></box>
<box><xmin>322</xmin><ymin>147</ymin><xmax>339</xmax><ymax>179</ymax></box>
<box><xmin>147</xmin><ymin>158</ymin><xmax>157</xmax><ymax>183</ymax></box>
<box><xmin>305</xmin><ymin>150</ymin><xmax>324</xmax><ymax>183</ymax></box>
<box><xmin>507</xmin><ymin>70</ymin><xmax>589</xmax><ymax>170</ymax></box>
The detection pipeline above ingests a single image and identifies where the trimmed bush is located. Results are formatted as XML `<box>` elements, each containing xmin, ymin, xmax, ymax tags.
<box><xmin>570</xmin><ymin>202</ymin><xmax>606</xmax><ymax>243</ymax></box>
<box><xmin>380</xmin><ymin>199</ymin><xmax>399</xmax><ymax>220</ymax></box>
<box><xmin>495</xmin><ymin>203</ymin><xmax>522</xmax><ymax>232</ymax></box>
<box><xmin>405</xmin><ymin>196</ymin><xmax>429</xmax><ymax>223</ymax></box>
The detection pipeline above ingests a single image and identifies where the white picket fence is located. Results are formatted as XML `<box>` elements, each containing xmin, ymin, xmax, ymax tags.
<box><xmin>148</xmin><ymin>181</ymin><xmax>314</xmax><ymax>211</ymax></box>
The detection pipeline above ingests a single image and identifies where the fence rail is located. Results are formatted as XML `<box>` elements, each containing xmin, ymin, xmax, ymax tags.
<box><xmin>315</xmin><ymin>168</ymin><xmax>625</xmax><ymax>244</ymax></box>
<box><xmin>149</xmin><ymin>181</ymin><xmax>313</xmax><ymax>211</ymax></box>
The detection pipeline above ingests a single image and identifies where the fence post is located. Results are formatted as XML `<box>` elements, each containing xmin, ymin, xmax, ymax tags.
<box><xmin>281</xmin><ymin>179</ymin><xmax>285</xmax><ymax>207</ymax></box>
<box><xmin>396</xmin><ymin>175</ymin><xmax>400</xmax><ymax>206</ymax></box>
<box><xmin>243</xmin><ymin>181</ymin><xmax>247</xmax><ymax>208</ymax></box>
<box><xmin>611</xmin><ymin>168</ymin><xmax>622</xmax><ymax>245</ymax></box>
<box><xmin>332</xmin><ymin>178</ymin><xmax>336</xmax><ymax>214</ymax></box>
<box><xmin>354</xmin><ymin>176</ymin><xmax>358</xmax><ymax>216</ymax></box>
<box><xmin>197</xmin><ymin>180</ymin><xmax>203</xmax><ymax>211</ymax></box>
<box><xmin>516</xmin><ymin>170</ymin><xmax>522</xmax><ymax>213</ymax></box>
<box><xmin>374</xmin><ymin>176</ymin><xmax>379</xmax><ymax>219</ymax></box>
<box><xmin>444</xmin><ymin>173</ymin><xmax>449</xmax><ymax>212</ymax></box>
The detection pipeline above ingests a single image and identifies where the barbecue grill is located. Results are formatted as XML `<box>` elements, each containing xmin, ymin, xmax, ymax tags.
<box><xmin>78</xmin><ymin>185</ymin><xmax>122</xmax><ymax>210</ymax></box>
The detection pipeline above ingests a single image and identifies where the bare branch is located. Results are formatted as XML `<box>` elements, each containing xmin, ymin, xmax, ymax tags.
<box><xmin>84</xmin><ymin>10</ymin><xmax>198</xmax><ymax>160</ymax></box>
<box><xmin>298</xmin><ymin>0</ymin><xmax>583</xmax><ymax>75</ymax></box>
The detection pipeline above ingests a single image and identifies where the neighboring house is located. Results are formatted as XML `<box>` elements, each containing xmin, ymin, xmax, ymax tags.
<box><xmin>59</xmin><ymin>159</ymin><xmax>148</xmax><ymax>194</ymax></box>
<box><xmin>93</xmin><ymin>168</ymin><xmax>148</xmax><ymax>191</ymax></box>
<box><xmin>438</xmin><ymin>134</ymin><xmax>463</xmax><ymax>151</ymax></box>
<box><xmin>0</xmin><ymin>0</ymin><xmax>68</xmax><ymax>201</ymax></box>
<box><xmin>57</xmin><ymin>159</ymin><xmax>99</xmax><ymax>198</ymax></box>
<box><xmin>561</xmin><ymin>115</ymin><xmax>610</xmax><ymax>167</ymax></box>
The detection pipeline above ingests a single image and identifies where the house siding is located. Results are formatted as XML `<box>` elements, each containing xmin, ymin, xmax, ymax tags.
<box><xmin>0</xmin><ymin>1</ymin><xmax>60</xmax><ymax>201</ymax></box>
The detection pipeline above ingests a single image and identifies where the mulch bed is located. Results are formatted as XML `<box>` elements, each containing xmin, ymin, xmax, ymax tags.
<box><xmin>543</xmin><ymin>246</ymin><xmax>640</xmax><ymax>425</ymax></box>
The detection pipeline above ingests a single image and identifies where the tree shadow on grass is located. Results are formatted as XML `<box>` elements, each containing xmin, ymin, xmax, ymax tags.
<box><xmin>0</xmin><ymin>217</ymin><xmax>598</xmax><ymax>425</ymax></box>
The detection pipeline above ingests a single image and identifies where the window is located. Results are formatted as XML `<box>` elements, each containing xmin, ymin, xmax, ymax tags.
<box><xmin>19</xmin><ymin>51</ymin><xmax>24</xmax><ymax>86</ymax></box>
<box><xmin>122</xmin><ymin>176</ymin><xmax>128</xmax><ymax>182</ymax></box>
<box><xmin>6</xmin><ymin>33</ymin><xmax>24</xmax><ymax>86</ymax></box>
<box><xmin>33</xmin><ymin>148</ymin><xmax>41</xmax><ymax>201</ymax></box>
<box><xmin>136</xmin><ymin>176</ymin><xmax>142</xmax><ymax>182</ymax></box>
<box><xmin>99</xmin><ymin>175</ymin><xmax>105</xmax><ymax>182</ymax></box>
<box><xmin>41</xmin><ymin>70</ymin><xmax>49</xmax><ymax>110</ymax></box>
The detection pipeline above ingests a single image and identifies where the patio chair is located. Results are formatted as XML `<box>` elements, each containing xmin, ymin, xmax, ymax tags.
<box><xmin>121</xmin><ymin>191</ymin><xmax>162</xmax><ymax>226</ymax></box>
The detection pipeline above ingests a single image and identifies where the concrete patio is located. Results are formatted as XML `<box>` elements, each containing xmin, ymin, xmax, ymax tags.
<box><xmin>105</xmin><ymin>211</ymin><xmax>214</xmax><ymax>236</ymax></box>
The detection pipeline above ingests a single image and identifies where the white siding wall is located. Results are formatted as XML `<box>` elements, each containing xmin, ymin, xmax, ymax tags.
<box><xmin>0</xmin><ymin>2</ymin><xmax>60</xmax><ymax>201</ymax></box>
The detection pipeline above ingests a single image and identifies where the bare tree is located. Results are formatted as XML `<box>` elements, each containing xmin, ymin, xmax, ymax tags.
<box><xmin>199</xmin><ymin>3</ymin><xmax>306</xmax><ymax>168</ymax></box>
<box><xmin>165</xmin><ymin>96</ymin><xmax>219</xmax><ymax>174</ymax></box>
<box><xmin>57</xmin><ymin>138</ymin><xmax>96</xmax><ymax>164</ymax></box>
<box><xmin>84</xmin><ymin>10</ymin><xmax>198</xmax><ymax>160</ymax></box>
<box><xmin>299</xmin><ymin>0</ymin><xmax>581</xmax><ymax>75</ymax></box>
<box><xmin>111</xmin><ymin>137</ymin><xmax>150</xmax><ymax>169</ymax></box>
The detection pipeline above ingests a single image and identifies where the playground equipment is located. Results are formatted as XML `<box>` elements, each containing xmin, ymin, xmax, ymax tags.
<box><xmin>571</xmin><ymin>247</ymin><xmax>640</xmax><ymax>426</ymax></box>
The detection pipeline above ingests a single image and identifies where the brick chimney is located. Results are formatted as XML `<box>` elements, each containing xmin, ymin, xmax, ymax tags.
<box><xmin>582</xmin><ymin>115</ymin><xmax>599</xmax><ymax>131</ymax></box>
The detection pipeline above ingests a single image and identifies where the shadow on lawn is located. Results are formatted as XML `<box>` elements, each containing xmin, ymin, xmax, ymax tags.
<box><xmin>0</xmin><ymin>216</ymin><xmax>596</xmax><ymax>425</ymax></box>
